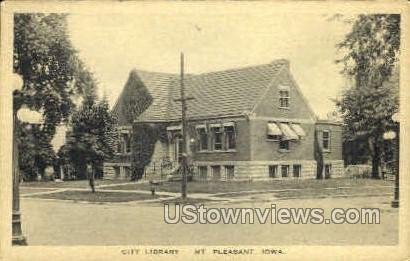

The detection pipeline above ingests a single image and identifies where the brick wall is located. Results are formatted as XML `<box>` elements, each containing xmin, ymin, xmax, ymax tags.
<box><xmin>315</xmin><ymin>121</ymin><xmax>343</xmax><ymax>161</ymax></box>
<box><xmin>188</xmin><ymin>117</ymin><xmax>252</xmax><ymax>162</ymax></box>
<box><xmin>252</xmin><ymin>68</ymin><xmax>316</xmax><ymax>120</ymax></box>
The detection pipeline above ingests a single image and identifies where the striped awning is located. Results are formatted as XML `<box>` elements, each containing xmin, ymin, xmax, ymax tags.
<box><xmin>267</xmin><ymin>123</ymin><xmax>282</xmax><ymax>136</ymax></box>
<box><xmin>290</xmin><ymin>123</ymin><xmax>306</xmax><ymax>137</ymax></box>
<box><xmin>279</xmin><ymin>123</ymin><xmax>299</xmax><ymax>140</ymax></box>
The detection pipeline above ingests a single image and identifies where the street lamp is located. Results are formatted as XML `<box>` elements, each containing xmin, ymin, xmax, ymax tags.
<box><xmin>12</xmin><ymin>73</ymin><xmax>44</xmax><ymax>245</ymax></box>
<box><xmin>383</xmin><ymin>112</ymin><xmax>400</xmax><ymax>208</ymax></box>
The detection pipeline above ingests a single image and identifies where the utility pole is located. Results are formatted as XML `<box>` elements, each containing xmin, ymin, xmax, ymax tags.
<box><xmin>180</xmin><ymin>53</ymin><xmax>188</xmax><ymax>199</ymax></box>
<box><xmin>175</xmin><ymin>53</ymin><xmax>194</xmax><ymax>199</ymax></box>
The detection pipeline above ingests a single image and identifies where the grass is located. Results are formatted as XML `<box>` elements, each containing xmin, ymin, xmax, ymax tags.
<box><xmin>29</xmin><ymin>191</ymin><xmax>168</xmax><ymax>203</ymax></box>
<box><xmin>21</xmin><ymin>179</ymin><xmax>129</xmax><ymax>189</ymax></box>
<box><xmin>259</xmin><ymin>186</ymin><xmax>392</xmax><ymax>200</ymax></box>
<box><xmin>20</xmin><ymin>187</ymin><xmax>57</xmax><ymax>195</ymax></box>
<box><xmin>102</xmin><ymin>178</ymin><xmax>392</xmax><ymax>194</ymax></box>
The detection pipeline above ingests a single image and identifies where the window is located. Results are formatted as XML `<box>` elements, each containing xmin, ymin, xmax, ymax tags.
<box><xmin>269</xmin><ymin>165</ymin><xmax>278</xmax><ymax>178</ymax></box>
<box><xmin>124</xmin><ymin>134</ymin><xmax>131</xmax><ymax>153</ymax></box>
<box><xmin>211</xmin><ymin>127</ymin><xmax>223</xmax><ymax>151</ymax></box>
<box><xmin>224</xmin><ymin>125</ymin><xmax>236</xmax><ymax>150</ymax></box>
<box><xmin>116</xmin><ymin>142</ymin><xmax>122</xmax><ymax>153</ymax></box>
<box><xmin>267</xmin><ymin>135</ymin><xmax>280</xmax><ymax>141</ymax></box>
<box><xmin>117</xmin><ymin>133</ymin><xmax>131</xmax><ymax>154</ymax></box>
<box><xmin>198</xmin><ymin>166</ymin><xmax>208</xmax><ymax>180</ymax></box>
<box><xmin>279</xmin><ymin>89</ymin><xmax>290</xmax><ymax>108</ymax></box>
<box><xmin>197</xmin><ymin>128</ymin><xmax>208</xmax><ymax>151</ymax></box>
<box><xmin>224</xmin><ymin>165</ymin><xmax>235</xmax><ymax>180</ymax></box>
<box><xmin>211</xmin><ymin>165</ymin><xmax>221</xmax><ymax>180</ymax></box>
<box><xmin>325</xmin><ymin>164</ymin><xmax>332</xmax><ymax>179</ymax></box>
<box><xmin>322</xmin><ymin>130</ymin><xmax>330</xmax><ymax>151</ymax></box>
<box><xmin>281</xmin><ymin>165</ymin><xmax>289</xmax><ymax>178</ymax></box>
<box><xmin>124</xmin><ymin>166</ymin><xmax>131</xmax><ymax>178</ymax></box>
<box><xmin>114</xmin><ymin>166</ymin><xmax>120</xmax><ymax>178</ymax></box>
<box><xmin>279</xmin><ymin>139</ymin><xmax>289</xmax><ymax>151</ymax></box>
<box><xmin>293</xmin><ymin>165</ymin><xmax>301</xmax><ymax>178</ymax></box>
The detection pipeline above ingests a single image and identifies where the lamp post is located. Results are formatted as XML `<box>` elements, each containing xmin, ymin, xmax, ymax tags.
<box><xmin>383</xmin><ymin>112</ymin><xmax>400</xmax><ymax>208</ymax></box>
<box><xmin>12</xmin><ymin>73</ymin><xmax>44</xmax><ymax>245</ymax></box>
<box><xmin>391</xmin><ymin>113</ymin><xmax>400</xmax><ymax>208</ymax></box>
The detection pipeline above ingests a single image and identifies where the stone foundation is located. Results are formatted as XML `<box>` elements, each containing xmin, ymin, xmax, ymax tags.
<box><xmin>104</xmin><ymin>160</ymin><xmax>345</xmax><ymax>181</ymax></box>
<box><xmin>103</xmin><ymin>162</ymin><xmax>131</xmax><ymax>180</ymax></box>
<box><xmin>193</xmin><ymin>160</ymin><xmax>318</xmax><ymax>181</ymax></box>
<box><xmin>322</xmin><ymin>160</ymin><xmax>344</xmax><ymax>178</ymax></box>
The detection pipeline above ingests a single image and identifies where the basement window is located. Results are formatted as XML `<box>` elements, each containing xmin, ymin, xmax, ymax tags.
<box><xmin>293</xmin><ymin>165</ymin><xmax>301</xmax><ymax>178</ymax></box>
<box><xmin>269</xmin><ymin>165</ymin><xmax>278</xmax><ymax>178</ymax></box>
<box><xmin>281</xmin><ymin>165</ymin><xmax>289</xmax><ymax>178</ymax></box>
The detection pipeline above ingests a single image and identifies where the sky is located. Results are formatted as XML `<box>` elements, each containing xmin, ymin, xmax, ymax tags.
<box><xmin>67</xmin><ymin>8</ymin><xmax>353</xmax><ymax>119</ymax></box>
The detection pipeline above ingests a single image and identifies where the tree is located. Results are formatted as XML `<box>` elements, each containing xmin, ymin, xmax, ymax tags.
<box><xmin>65</xmin><ymin>97</ymin><xmax>118</xmax><ymax>191</ymax></box>
<box><xmin>14</xmin><ymin>14</ymin><xmax>95</xmax><ymax>178</ymax></box>
<box><xmin>336</xmin><ymin>14</ymin><xmax>400</xmax><ymax>178</ymax></box>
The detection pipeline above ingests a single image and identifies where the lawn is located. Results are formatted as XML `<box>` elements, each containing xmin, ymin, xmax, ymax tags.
<box><xmin>102</xmin><ymin>178</ymin><xmax>392</xmax><ymax>194</ymax></box>
<box><xmin>29</xmin><ymin>191</ymin><xmax>168</xmax><ymax>203</ymax></box>
<box><xmin>21</xmin><ymin>179</ymin><xmax>128</xmax><ymax>189</ymax></box>
<box><xmin>20</xmin><ymin>187</ymin><xmax>57</xmax><ymax>195</ymax></box>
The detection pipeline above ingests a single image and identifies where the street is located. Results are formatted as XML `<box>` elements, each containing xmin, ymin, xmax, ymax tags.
<box><xmin>20</xmin><ymin>193</ymin><xmax>398</xmax><ymax>245</ymax></box>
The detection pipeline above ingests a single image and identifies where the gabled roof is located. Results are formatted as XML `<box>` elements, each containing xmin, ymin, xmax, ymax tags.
<box><xmin>113</xmin><ymin>59</ymin><xmax>297</xmax><ymax>124</ymax></box>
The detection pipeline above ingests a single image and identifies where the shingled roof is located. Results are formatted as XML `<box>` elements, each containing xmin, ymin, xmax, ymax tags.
<box><xmin>114</xmin><ymin>59</ymin><xmax>290</xmax><ymax>124</ymax></box>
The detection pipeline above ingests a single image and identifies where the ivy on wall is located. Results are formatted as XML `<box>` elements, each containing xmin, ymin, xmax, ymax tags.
<box><xmin>130</xmin><ymin>122</ymin><xmax>168</xmax><ymax>180</ymax></box>
<box><xmin>119</xmin><ymin>70</ymin><xmax>153</xmax><ymax>125</ymax></box>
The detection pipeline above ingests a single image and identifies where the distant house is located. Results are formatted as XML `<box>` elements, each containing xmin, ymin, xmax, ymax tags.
<box><xmin>104</xmin><ymin>59</ymin><xmax>343</xmax><ymax>180</ymax></box>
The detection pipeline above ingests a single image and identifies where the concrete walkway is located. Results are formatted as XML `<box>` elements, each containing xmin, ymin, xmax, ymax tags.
<box><xmin>21</xmin><ymin>182</ymin><xmax>394</xmax><ymax>205</ymax></box>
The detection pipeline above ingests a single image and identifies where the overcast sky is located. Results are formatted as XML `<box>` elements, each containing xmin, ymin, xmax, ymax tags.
<box><xmin>67</xmin><ymin>8</ymin><xmax>353</xmax><ymax>119</ymax></box>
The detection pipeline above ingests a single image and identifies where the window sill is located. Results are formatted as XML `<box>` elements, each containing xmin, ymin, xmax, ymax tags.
<box><xmin>197</xmin><ymin>150</ymin><xmax>237</xmax><ymax>154</ymax></box>
<box><xmin>278</xmin><ymin>149</ymin><xmax>290</xmax><ymax>153</ymax></box>
<box><xmin>278</xmin><ymin>107</ymin><xmax>290</xmax><ymax>110</ymax></box>
<box><xmin>266</xmin><ymin>139</ymin><xmax>279</xmax><ymax>142</ymax></box>
<box><xmin>322</xmin><ymin>150</ymin><xmax>331</xmax><ymax>153</ymax></box>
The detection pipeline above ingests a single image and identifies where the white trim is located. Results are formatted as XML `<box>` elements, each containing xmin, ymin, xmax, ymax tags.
<box><xmin>195</xmin><ymin>124</ymin><xmax>207</xmax><ymax>129</ymax></box>
<box><xmin>166</xmin><ymin>125</ymin><xmax>182</xmax><ymax>131</ymax></box>
<box><xmin>103</xmin><ymin>162</ymin><xmax>131</xmax><ymax>167</ymax></box>
<box><xmin>119</xmin><ymin>129</ymin><xmax>130</xmax><ymax>134</ymax></box>
<box><xmin>223</xmin><ymin>122</ymin><xmax>235</xmax><ymax>127</ymax></box>
<box><xmin>278</xmin><ymin>85</ymin><xmax>290</xmax><ymax>90</ymax></box>
<box><xmin>209</xmin><ymin>123</ymin><xmax>222</xmax><ymax>128</ymax></box>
